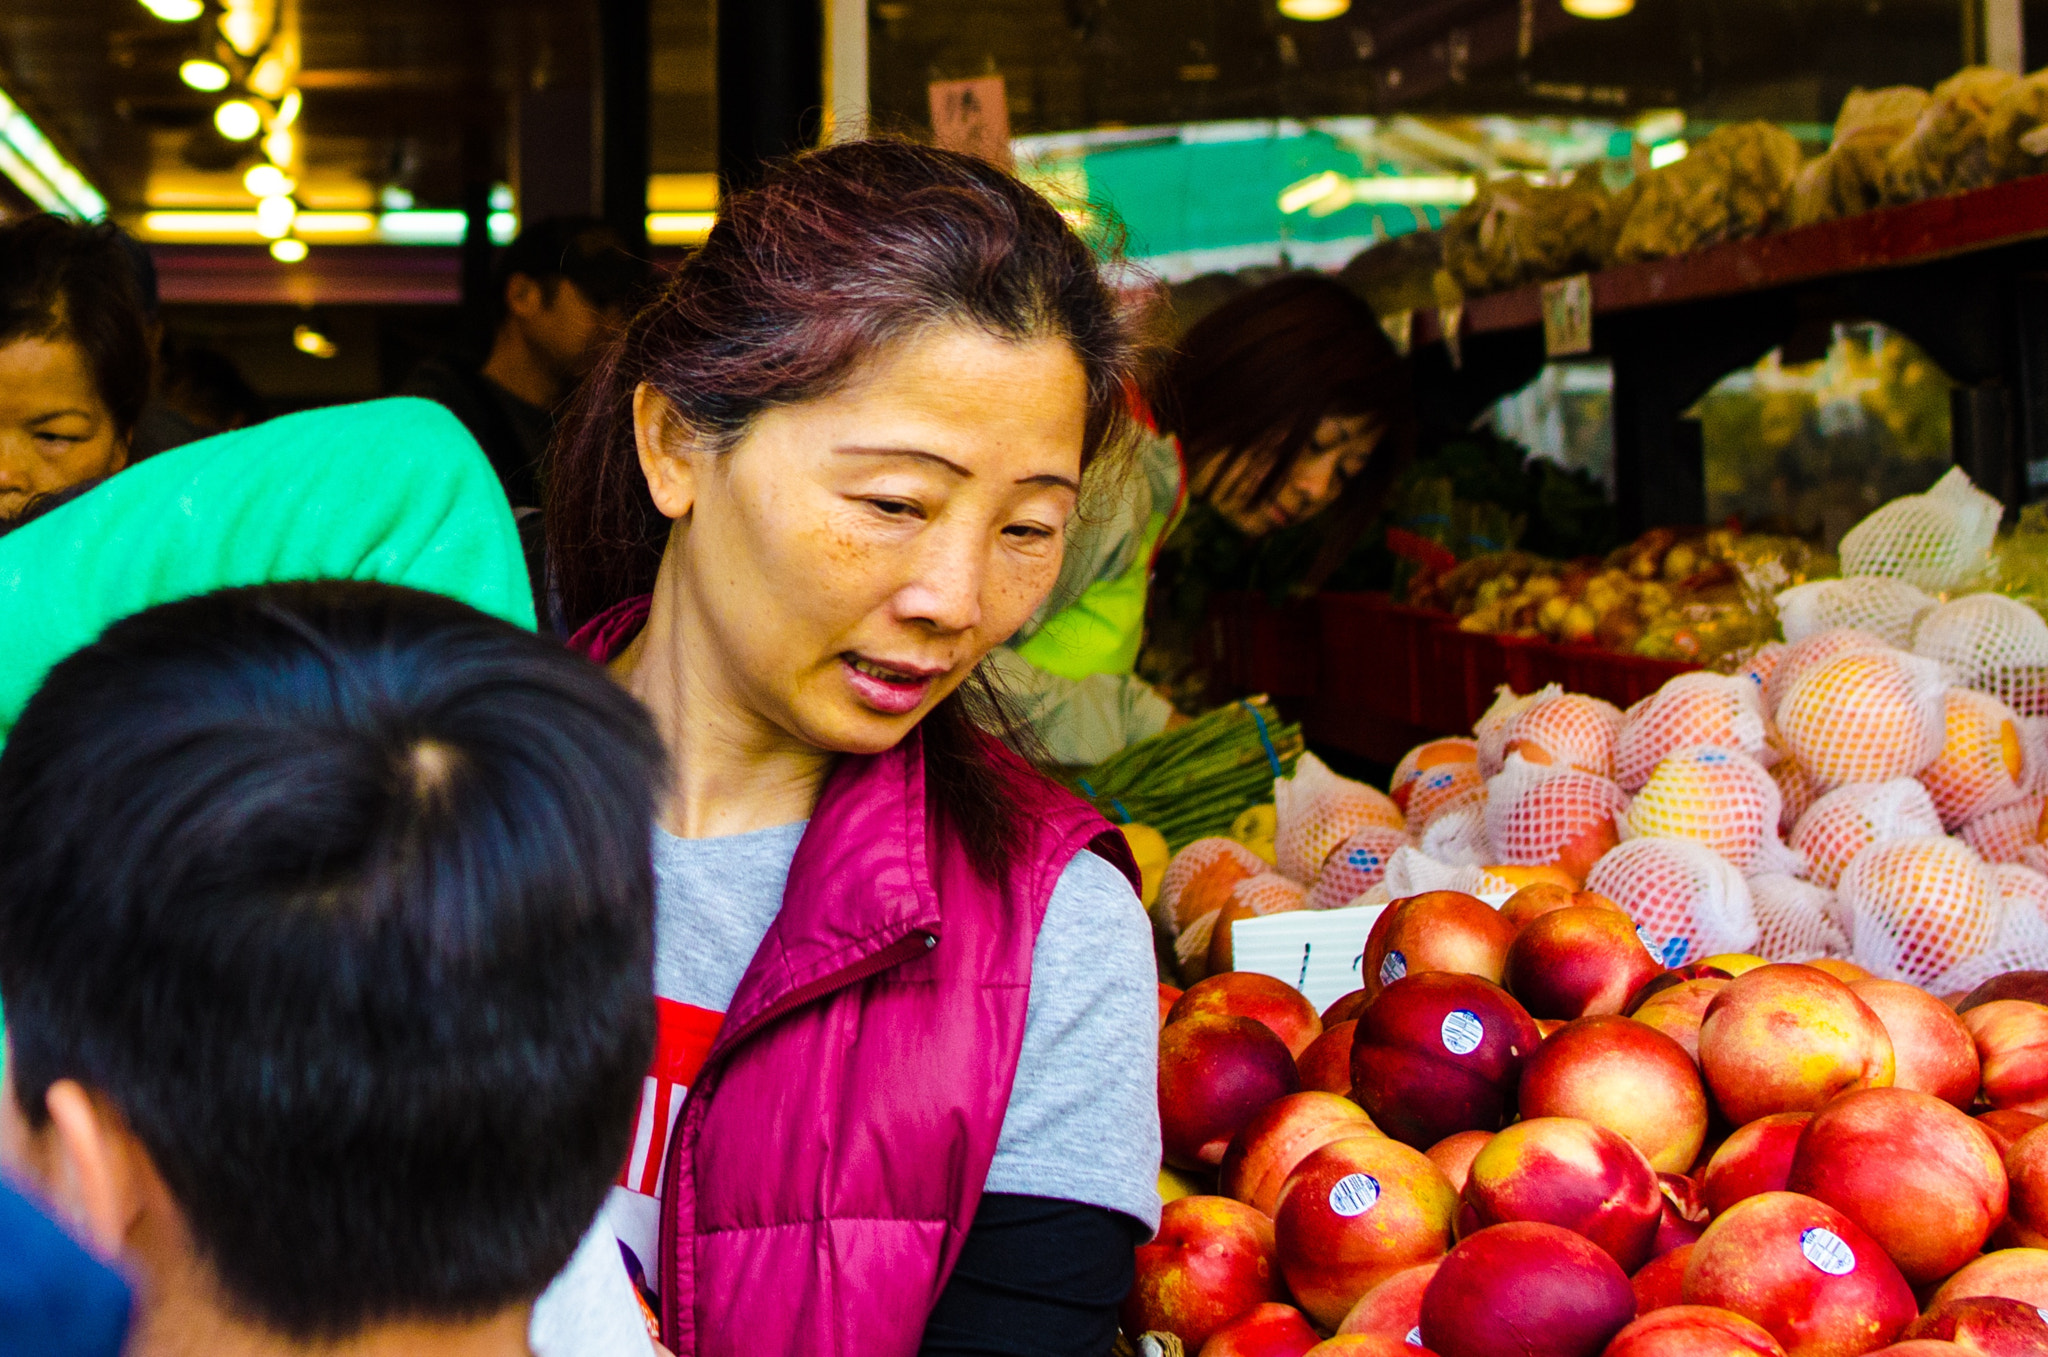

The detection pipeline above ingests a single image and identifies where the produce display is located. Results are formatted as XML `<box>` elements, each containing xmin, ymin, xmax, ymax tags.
<box><xmin>1121</xmin><ymin>470</ymin><xmax>2048</xmax><ymax>1354</ymax></box>
<box><xmin>1073</xmin><ymin>698</ymin><xmax>1304</xmax><ymax>854</ymax></box>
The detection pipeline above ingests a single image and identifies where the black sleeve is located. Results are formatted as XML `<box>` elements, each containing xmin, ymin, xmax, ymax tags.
<box><xmin>919</xmin><ymin>1193</ymin><xmax>1147</xmax><ymax>1357</ymax></box>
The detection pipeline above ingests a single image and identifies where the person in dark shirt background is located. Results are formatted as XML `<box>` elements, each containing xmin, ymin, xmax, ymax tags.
<box><xmin>403</xmin><ymin>218</ymin><xmax>651</xmax><ymax>512</ymax></box>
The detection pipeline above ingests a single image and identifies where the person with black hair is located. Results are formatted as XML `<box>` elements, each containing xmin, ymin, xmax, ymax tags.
<box><xmin>403</xmin><ymin>217</ymin><xmax>651</xmax><ymax>511</ymax></box>
<box><xmin>0</xmin><ymin>580</ymin><xmax>666</xmax><ymax>1357</ymax></box>
<box><xmin>0</xmin><ymin>214</ymin><xmax>153</xmax><ymax>523</ymax></box>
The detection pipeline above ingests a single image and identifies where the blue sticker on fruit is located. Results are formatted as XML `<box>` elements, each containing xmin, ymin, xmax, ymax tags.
<box><xmin>1327</xmin><ymin>1173</ymin><xmax>1381</xmax><ymax>1217</ymax></box>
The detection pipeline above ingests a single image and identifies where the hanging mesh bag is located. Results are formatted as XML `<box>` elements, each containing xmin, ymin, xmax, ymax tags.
<box><xmin>1764</xmin><ymin>627</ymin><xmax>1890</xmax><ymax>716</ymax></box>
<box><xmin>1307</xmin><ymin>825</ymin><xmax>1409</xmax><ymax>910</ymax></box>
<box><xmin>1390</xmin><ymin>737</ymin><xmax>1481</xmax><ymax>813</ymax></box>
<box><xmin>1837</xmin><ymin>835</ymin><xmax>2001</xmax><ymax>986</ymax></box>
<box><xmin>1776</xmin><ymin>577</ymin><xmax>1937</xmax><ymax>648</ymax></box>
<box><xmin>1748</xmin><ymin>872</ymin><xmax>1849</xmax><ymax>961</ymax></box>
<box><xmin>1484</xmin><ymin>755</ymin><xmax>1628</xmax><ymax>873</ymax></box>
<box><xmin>1919</xmin><ymin>687</ymin><xmax>2030</xmax><ymax>829</ymax></box>
<box><xmin>1615</xmin><ymin>672</ymin><xmax>1773</xmax><ymax>791</ymax></box>
<box><xmin>1962</xmin><ymin>793</ymin><xmax>2048</xmax><ymax>864</ymax></box>
<box><xmin>1476</xmin><ymin>686</ymin><xmax>1549</xmax><ymax>776</ymax></box>
<box><xmin>1776</xmin><ymin>646</ymin><xmax>1948</xmax><ymax>789</ymax></box>
<box><xmin>1838</xmin><ymin>466</ymin><xmax>2003</xmax><ymax>591</ymax></box>
<box><xmin>1584</xmin><ymin>836</ymin><xmax>1761</xmax><ymax>966</ymax></box>
<box><xmin>1154</xmin><ymin>837</ymin><xmax>1269</xmax><ymax>940</ymax></box>
<box><xmin>1502</xmin><ymin>690</ymin><xmax>1627</xmax><ymax>779</ymax></box>
<box><xmin>1789</xmin><ymin>778</ymin><xmax>1946</xmax><ymax>889</ymax></box>
<box><xmin>1626</xmin><ymin>746</ymin><xmax>1793</xmax><ymax>873</ymax></box>
<box><xmin>1912</xmin><ymin>592</ymin><xmax>2048</xmax><ymax>719</ymax></box>
<box><xmin>1412</xmin><ymin>788</ymin><xmax>1497</xmax><ymax>868</ymax></box>
<box><xmin>1274</xmin><ymin>752</ymin><xmax>1405</xmax><ymax>885</ymax></box>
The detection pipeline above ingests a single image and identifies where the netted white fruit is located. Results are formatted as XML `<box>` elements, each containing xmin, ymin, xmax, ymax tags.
<box><xmin>1484</xmin><ymin>756</ymin><xmax>1628</xmax><ymax>874</ymax></box>
<box><xmin>1912</xmin><ymin>592</ymin><xmax>2048</xmax><ymax>718</ymax></box>
<box><xmin>1584</xmin><ymin>836</ymin><xmax>1760</xmax><ymax>966</ymax></box>
<box><xmin>1961</xmin><ymin>794</ymin><xmax>2048</xmax><ymax>864</ymax></box>
<box><xmin>1390</xmin><ymin>737</ymin><xmax>1481</xmax><ymax>813</ymax></box>
<box><xmin>1736</xmin><ymin>643</ymin><xmax>1787</xmax><ymax>699</ymax></box>
<box><xmin>1770</xmin><ymin>751</ymin><xmax>1819</xmax><ymax>836</ymax></box>
<box><xmin>1790</xmin><ymin>778</ymin><xmax>1946</xmax><ymax>889</ymax></box>
<box><xmin>1837</xmin><ymin>835</ymin><xmax>2000</xmax><ymax>986</ymax></box>
<box><xmin>1154</xmin><ymin>837</ymin><xmax>1269</xmax><ymax>938</ymax></box>
<box><xmin>1627</xmin><ymin>746</ymin><xmax>1792</xmax><ymax>873</ymax></box>
<box><xmin>1401</xmin><ymin>761</ymin><xmax>1488</xmax><ymax>832</ymax></box>
<box><xmin>1412</xmin><ymin>790</ymin><xmax>1496</xmax><ymax>868</ymax></box>
<box><xmin>1748</xmin><ymin>872</ymin><xmax>1849</xmax><ymax>960</ymax></box>
<box><xmin>1776</xmin><ymin>646</ymin><xmax>1948</xmax><ymax>789</ymax></box>
<box><xmin>1838</xmin><ymin>465</ymin><xmax>2003</xmax><ymax>591</ymax></box>
<box><xmin>1764</xmin><ymin>627</ymin><xmax>1890</xmax><ymax>716</ymax></box>
<box><xmin>1275</xmin><ymin>752</ymin><xmax>1404</xmax><ymax>885</ymax></box>
<box><xmin>1776</xmin><ymin>577</ymin><xmax>1937</xmax><ymax>648</ymax></box>
<box><xmin>1501</xmin><ymin>690</ymin><xmax>1626</xmax><ymax>779</ymax></box>
<box><xmin>1307</xmin><ymin>825</ymin><xmax>1409</xmax><ymax>910</ymax></box>
<box><xmin>1475</xmin><ymin>686</ymin><xmax>1547</xmax><ymax>776</ymax></box>
<box><xmin>1919</xmin><ymin>688</ymin><xmax>2030</xmax><ymax>829</ymax></box>
<box><xmin>2025</xmin><ymin>717</ymin><xmax>2048</xmax><ymax>794</ymax></box>
<box><xmin>1930</xmin><ymin>897</ymin><xmax>2048</xmax><ymax>996</ymax></box>
<box><xmin>1176</xmin><ymin>871</ymin><xmax>1310</xmax><ymax>976</ymax></box>
<box><xmin>1616</xmin><ymin>672</ymin><xmax>1773</xmax><ymax>791</ymax></box>
<box><xmin>1378</xmin><ymin>846</ymin><xmax>1516</xmax><ymax>903</ymax></box>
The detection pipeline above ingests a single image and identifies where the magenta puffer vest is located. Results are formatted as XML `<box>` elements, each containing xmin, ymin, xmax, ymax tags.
<box><xmin>572</xmin><ymin>599</ymin><xmax>1137</xmax><ymax>1356</ymax></box>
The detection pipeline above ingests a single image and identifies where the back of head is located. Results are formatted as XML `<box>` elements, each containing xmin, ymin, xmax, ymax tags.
<box><xmin>0</xmin><ymin>214</ymin><xmax>153</xmax><ymax>442</ymax></box>
<box><xmin>492</xmin><ymin>216</ymin><xmax>651</xmax><ymax>327</ymax></box>
<box><xmin>0</xmin><ymin>581</ymin><xmax>663</xmax><ymax>1339</ymax></box>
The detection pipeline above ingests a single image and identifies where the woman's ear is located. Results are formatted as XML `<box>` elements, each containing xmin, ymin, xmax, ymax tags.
<box><xmin>633</xmin><ymin>383</ymin><xmax>699</xmax><ymax>522</ymax></box>
<box><xmin>38</xmin><ymin>1080</ymin><xmax>150</xmax><ymax>1260</ymax></box>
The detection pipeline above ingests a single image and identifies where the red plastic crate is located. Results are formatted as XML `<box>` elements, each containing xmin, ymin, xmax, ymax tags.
<box><xmin>1539</xmin><ymin>645</ymin><xmax>1699</xmax><ymax>711</ymax></box>
<box><xmin>1201</xmin><ymin>591</ymin><xmax>1318</xmax><ymax>699</ymax></box>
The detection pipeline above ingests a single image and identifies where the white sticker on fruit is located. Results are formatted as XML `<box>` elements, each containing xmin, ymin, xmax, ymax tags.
<box><xmin>1328</xmin><ymin>1173</ymin><xmax>1381</xmax><ymax>1217</ymax></box>
<box><xmin>1405</xmin><ymin>1328</ymin><xmax>1423</xmax><ymax>1347</ymax></box>
<box><xmin>1379</xmin><ymin>951</ymin><xmax>1407</xmax><ymax>987</ymax></box>
<box><xmin>1800</xmin><ymin>1227</ymin><xmax>1856</xmax><ymax>1276</ymax></box>
<box><xmin>1440</xmin><ymin>1009</ymin><xmax>1485</xmax><ymax>1055</ymax></box>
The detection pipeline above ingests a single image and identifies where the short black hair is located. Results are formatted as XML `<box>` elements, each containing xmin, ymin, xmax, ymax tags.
<box><xmin>491</xmin><ymin>216</ymin><xmax>650</xmax><ymax>329</ymax></box>
<box><xmin>0</xmin><ymin>214</ymin><xmax>153</xmax><ymax>442</ymax></box>
<box><xmin>0</xmin><ymin>582</ymin><xmax>663</xmax><ymax>1339</ymax></box>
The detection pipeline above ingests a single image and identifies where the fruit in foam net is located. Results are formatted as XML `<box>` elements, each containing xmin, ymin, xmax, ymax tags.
<box><xmin>1296</xmin><ymin>1020</ymin><xmax>1358</xmax><ymax>1095</ymax></box>
<box><xmin>1502</xmin><ymin>692</ymin><xmax>1625</xmax><ymax>779</ymax></box>
<box><xmin>1789</xmin><ymin>779</ymin><xmax>1945</xmax><ymax>891</ymax></box>
<box><xmin>1417</xmin><ymin>1221</ymin><xmax>1636</xmax><ymax>1357</ymax></box>
<box><xmin>1123</xmin><ymin>1194</ymin><xmax>1285</xmax><ymax>1350</ymax></box>
<box><xmin>1391</xmin><ymin>738</ymin><xmax>1481</xmax><ymax>809</ymax></box>
<box><xmin>1273</xmin><ymin>1134</ymin><xmax>1459</xmax><ymax>1328</ymax></box>
<box><xmin>1697</xmin><ymin>965</ymin><xmax>1895</xmax><ymax>1125</ymax></box>
<box><xmin>1928</xmin><ymin>1247</ymin><xmax>2048</xmax><ymax>1311</ymax></box>
<box><xmin>1348</xmin><ymin>972</ymin><xmax>1542</xmax><ymax>1149</ymax></box>
<box><xmin>1681</xmin><ymin>1192</ymin><xmax>1916</xmax><ymax>1357</ymax></box>
<box><xmin>1846</xmin><ymin>978</ymin><xmax>1981</xmax><ymax>1108</ymax></box>
<box><xmin>1171</xmin><ymin>973</ymin><xmax>1325</xmax><ymax>1060</ymax></box>
<box><xmin>1424</xmin><ymin>1130</ymin><xmax>1491</xmax><ymax>1194</ymax></box>
<box><xmin>1160</xmin><ymin>1014</ymin><xmax>1303</xmax><ymax>1169</ymax></box>
<box><xmin>1358</xmin><ymin>891</ymin><xmax>1519</xmax><ymax>1001</ymax></box>
<box><xmin>1502</xmin><ymin>905</ymin><xmax>1665</xmax><ymax>1021</ymax></box>
<box><xmin>1616</xmin><ymin>672</ymin><xmax>1774</xmax><ymax>791</ymax></box>
<box><xmin>1403</xmin><ymin>763</ymin><xmax>1488</xmax><ymax>833</ymax></box>
<box><xmin>1485</xmin><ymin>767</ymin><xmax>1627</xmax><ymax>881</ymax></box>
<box><xmin>1515</xmin><ymin>1015</ymin><xmax>1709</xmax><ymax>1172</ymax></box>
<box><xmin>1785</xmin><ymin>1087</ymin><xmax>2009</xmax><ymax>1284</ymax></box>
<box><xmin>1905</xmin><ymin>1295</ymin><xmax>2048</xmax><ymax>1355</ymax></box>
<box><xmin>1335</xmin><ymin>1260</ymin><xmax>1440</xmax><ymax>1341</ymax></box>
<box><xmin>1919</xmin><ymin>689</ymin><xmax>2028</xmax><ymax>829</ymax></box>
<box><xmin>1776</xmin><ymin>648</ymin><xmax>1946</xmax><ymax>789</ymax></box>
<box><xmin>1626</xmin><ymin>747</ymin><xmax>1784</xmax><ymax>871</ymax></box>
<box><xmin>1160</xmin><ymin>838</ymin><xmax>1268</xmax><ymax>937</ymax></box>
<box><xmin>1628</xmin><ymin>978</ymin><xmax>1728</xmax><ymax>1064</ymax></box>
<box><xmin>1194</xmin><ymin>1302</ymin><xmax>1323</xmax><ymax>1357</ymax></box>
<box><xmin>1632</xmin><ymin>1243</ymin><xmax>1694</xmax><ymax>1314</ymax></box>
<box><xmin>1459</xmin><ymin>1116</ymin><xmax>1665</xmax><ymax>1272</ymax></box>
<box><xmin>1602</xmin><ymin>1307</ymin><xmax>1788</xmax><ymax>1357</ymax></box>
<box><xmin>1836</xmin><ymin>836</ymin><xmax>2000</xmax><ymax>986</ymax></box>
<box><xmin>1962</xmin><ymin>1000</ymin><xmax>2048</xmax><ymax>1115</ymax></box>
<box><xmin>1702</xmin><ymin>1113</ymin><xmax>1815</xmax><ymax>1216</ymax></box>
<box><xmin>1205</xmin><ymin>874</ymin><xmax>1311</xmax><ymax>977</ymax></box>
<box><xmin>1220</xmin><ymin>1091</ymin><xmax>1381</xmax><ymax>1218</ymax></box>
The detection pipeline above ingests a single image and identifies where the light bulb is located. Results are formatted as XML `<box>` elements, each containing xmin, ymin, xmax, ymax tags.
<box><xmin>263</xmin><ymin>127</ymin><xmax>294</xmax><ymax>166</ymax></box>
<box><xmin>255</xmin><ymin>193</ymin><xmax>297</xmax><ymax>239</ymax></box>
<box><xmin>270</xmin><ymin>238</ymin><xmax>308</xmax><ymax>263</ymax></box>
<box><xmin>275</xmin><ymin>89</ymin><xmax>301</xmax><ymax>127</ymax></box>
<box><xmin>243</xmin><ymin>164</ymin><xmax>293</xmax><ymax>197</ymax></box>
<box><xmin>179</xmin><ymin>59</ymin><xmax>230</xmax><ymax>91</ymax></box>
<box><xmin>292</xmin><ymin>323</ymin><xmax>336</xmax><ymax>356</ymax></box>
<box><xmin>1277</xmin><ymin>0</ymin><xmax>1349</xmax><ymax>17</ymax></box>
<box><xmin>1562</xmin><ymin>0</ymin><xmax>1634</xmax><ymax>16</ymax></box>
<box><xmin>139</xmin><ymin>0</ymin><xmax>204</xmax><ymax>20</ymax></box>
<box><xmin>214</xmin><ymin>99</ymin><xmax>261</xmax><ymax>140</ymax></box>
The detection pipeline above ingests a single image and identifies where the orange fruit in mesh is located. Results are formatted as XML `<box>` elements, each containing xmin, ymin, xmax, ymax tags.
<box><xmin>1583</xmin><ymin>836</ymin><xmax>1759</xmax><ymax>966</ymax></box>
<box><xmin>1503</xmin><ymin>692</ymin><xmax>1626</xmax><ymax>779</ymax></box>
<box><xmin>1747</xmin><ymin>872</ymin><xmax>1848</xmax><ymax>961</ymax></box>
<box><xmin>1414</xmin><ymin>793</ymin><xmax>1496</xmax><ymax>869</ymax></box>
<box><xmin>1306</xmin><ymin>825</ymin><xmax>1407</xmax><ymax>910</ymax></box>
<box><xmin>1836</xmin><ymin>836</ymin><xmax>1999</xmax><ymax>985</ymax></box>
<box><xmin>1789</xmin><ymin>779</ymin><xmax>1944</xmax><ymax>889</ymax></box>
<box><xmin>1204</xmin><ymin>872</ymin><xmax>1311</xmax><ymax>974</ymax></box>
<box><xmin>1391</xmin><ymin>737</ymin><xmax>1480</xmax><ymax>811</ymax></box>
<box><xmin>1157</xmin><ymin>837</ymin><xmax>1267</xmax><ymax>935</ymax></box>
<box><xmin>1763</xmin><ymin>627</ymin><xmax>1889</xmax><ymax>716</ymax></box>
<box><xmin>1484</xmin><ymin>762</ymin><xmax>1627</xmax><ymax>879</ymax></box>
<box><xmin>1626</xmin><ymin>747</ymin><xmax>1784</xmax><ymax>871</ymax></box>
<box><xmin>1770</xmin><ymin>750</ymin><xmax>1818</xmax><ymax>836</ymax></box>
<box><xmin>1615</xmin><ymin>673</ymin><xmax>1771</xmax><ymax>790</ymax></box>
<box><xmin>1919</xmin><ymin>688</ymin><xmax>2029</xmax><ymax>829</ymax></box>
<box><xmin>1275</xmin><ymin>753</ymin><xmax>1404</xmax><ymax>885</ymax></box>
<box><xmin>1776</xmin><ymin>648</ymin><xmax>1947</xmax><ymax>789</ymax></box>
<box><xmin>1993</xmin><ymin>862</ymin><xmax>2048</xmax><ymax>931</ymax></box>
<box><xmin>1736</xmin><ymin>642</ymin><xmax>1786</xmax><ymax>697</ymax></box>
<box><xmin>1404</xmin><ymin>762</ymin><xmax>1487</xmax><ymax>830</ymax></box>
<box><xmin>1476</xmin><ymin>686</ymin><xmax>1548</xmax><ymax>774</ymax></box>
<box><xmin>1962</xmin><ymin>794</ymin><xmax>2048</xmax><ymax>864</ymax></box>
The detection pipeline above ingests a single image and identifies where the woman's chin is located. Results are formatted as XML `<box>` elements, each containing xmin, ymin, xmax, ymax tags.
<box><xmin>789</xmin><ymin>701</ymin><xmax>928</xmax><ymax>758</ymax></box>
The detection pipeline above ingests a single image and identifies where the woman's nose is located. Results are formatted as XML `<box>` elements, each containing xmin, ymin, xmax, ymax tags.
<box><xmin>1291</xmin><ymin>453</ymin><xmax>1338</xmax><ymax>505</ymax></box>
<box><xmin>893</xmin><ymin>531</ymin><xmax>985</xmax><ymax>634</ymax></box>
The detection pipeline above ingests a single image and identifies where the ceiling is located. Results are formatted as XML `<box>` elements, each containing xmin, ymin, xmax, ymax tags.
<box><xmin>0</xmin><ymin>0</ymin><xmax>2026</xmax><ymax>225</ymax></box>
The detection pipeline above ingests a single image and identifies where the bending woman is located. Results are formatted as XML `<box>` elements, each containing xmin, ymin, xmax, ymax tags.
<box><xmin>548</xmin><ymin>141</ymin><xmax>1161</xmax><ymax>1355</ymax></box>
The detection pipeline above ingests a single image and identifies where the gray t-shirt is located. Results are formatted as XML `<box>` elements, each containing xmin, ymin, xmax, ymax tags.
<box><xmin>598</xmin><ymin>820</ymin><xmax>1162</xmax><ymax>1295</ymax></box>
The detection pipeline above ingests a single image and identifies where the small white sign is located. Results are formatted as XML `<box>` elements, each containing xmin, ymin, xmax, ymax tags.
<box><xmin>1230</xmin><ymin>904</ymin><xmax>1389</xmax><ymax>1012</ymax></box>
<box><xmin>1541</xmin><ymin>273</ymin><xmax>1594</xmax><ymax>357</ymax></box>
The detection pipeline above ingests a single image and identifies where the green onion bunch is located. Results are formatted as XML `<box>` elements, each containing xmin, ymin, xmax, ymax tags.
<box><xmin>1069</xmin><ymin>697</ymin><xmax>1303</xmax><ymax>852</ymax></box>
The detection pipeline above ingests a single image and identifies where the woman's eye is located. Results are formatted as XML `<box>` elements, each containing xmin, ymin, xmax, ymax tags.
<box><xmin>1004</xmin><ymin>522</ymin><xmax>1056</xmax><ymax>542</ymax></box>
<box><xmin>865</xmin><ymin>497</ymin><xmax>922</xmax><ymax>519</ymax></box>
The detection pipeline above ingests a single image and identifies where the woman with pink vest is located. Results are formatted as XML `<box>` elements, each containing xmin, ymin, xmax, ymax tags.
<box><xmin>549</xmin><ymin>140</ymin><xmax>1162</xmax><ymax>1355</ymax></box>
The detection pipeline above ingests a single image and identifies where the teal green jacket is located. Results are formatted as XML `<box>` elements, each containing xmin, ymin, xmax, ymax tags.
<box><xmin>0</xmin><ymin>398</ymin><xmax>536</xmax><ymax>749</ymax></box>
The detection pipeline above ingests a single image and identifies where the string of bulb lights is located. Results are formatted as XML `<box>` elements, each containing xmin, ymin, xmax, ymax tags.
<box><xmin>1274</xmin><ymin>0</ymin><xmax>1633</xmax><ymax>21</ymax></box>
<box><xmin>145</xmin><ymin>0</ymin><xmax>310</xmax><ymax>262</ymax></box>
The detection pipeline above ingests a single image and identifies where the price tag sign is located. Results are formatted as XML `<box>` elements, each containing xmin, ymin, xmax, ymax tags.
<box><xmin>1230</xmin><ymin>904</ymin><xmax>1389</xmax><ymax>1011</ymax></box>
<box><xmin>928</xmin><ymin>76</ymin><xmax>1013</xmax><ymax>169</ymax></box>
<box><xmin>1541</xmin><ymin>273</ymin><xmax>1594</xmax><ymax>357</ymax></box>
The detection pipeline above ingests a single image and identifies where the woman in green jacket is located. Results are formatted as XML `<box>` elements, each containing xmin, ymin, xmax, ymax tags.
<box><xmin>992</xmin><ymin>273</ymin><xmax>1415</xmax><ymax>766</ymax></box>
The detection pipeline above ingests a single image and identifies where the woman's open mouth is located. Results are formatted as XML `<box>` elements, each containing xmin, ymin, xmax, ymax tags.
<box><xmin>841</xmin><ymin>654</ymin><xmax>943</xmax><ymax>716</ymax></box>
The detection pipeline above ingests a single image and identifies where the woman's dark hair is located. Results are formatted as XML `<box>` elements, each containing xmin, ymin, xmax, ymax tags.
<box><xmin>0</xmin><ymin>214</ymin><xmax>153</xmax><ymax>443</ymax></box>
<box><xmin>0</xmin><ymin>581</ymin><xmax>664</xmax><ymax>1339</ymax></box>
<box><xmin>547</xmin><ymin>138</ymin><xmax>1138</xmax><ymax>875</ymax></box>
<box><xmin>1153</xmin><ymin>273</ymin><xmax>1416</xmax><ymax>583</ymax></box>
